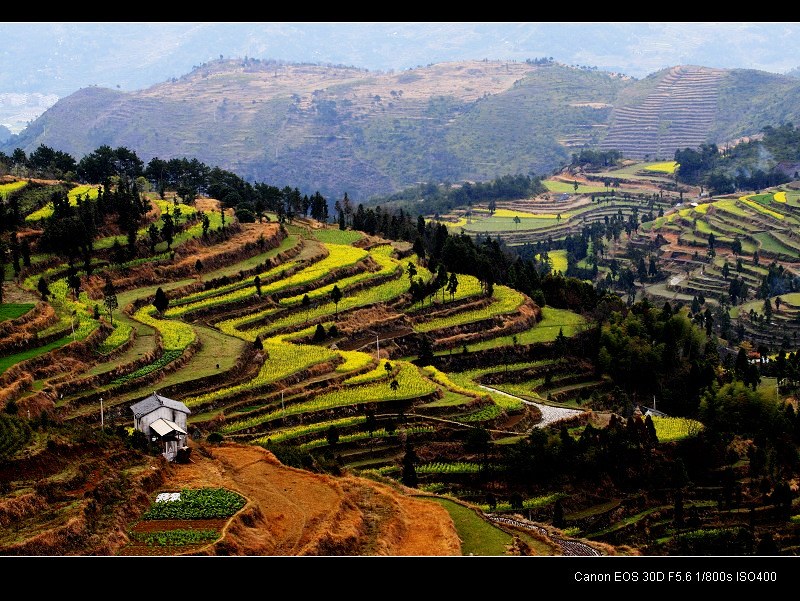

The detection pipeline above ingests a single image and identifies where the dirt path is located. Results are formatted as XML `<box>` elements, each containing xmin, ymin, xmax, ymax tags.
<box><xmin>487</xmin><ymin>514</ymin><xmax>602</xmax><ymax>556</ymax></box>
<box><xmin>161</xmin><ymin>442</ymin><xmax>461</xmax><ymax>556</ymax></box>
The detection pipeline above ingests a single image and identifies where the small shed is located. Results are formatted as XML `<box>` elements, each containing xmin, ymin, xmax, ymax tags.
<box><xmin>130</xmin><ymin>392</ymin><xmax>191</xmax><ymax>461</ymax></box>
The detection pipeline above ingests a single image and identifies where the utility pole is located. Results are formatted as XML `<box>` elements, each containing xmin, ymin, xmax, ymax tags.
<box><xmin>100</xmin><ymin>397</ymin><xmax>104</xmax><ymax>431</ymax></box>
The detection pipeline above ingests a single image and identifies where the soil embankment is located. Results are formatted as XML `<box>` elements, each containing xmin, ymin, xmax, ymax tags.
<box><xmin>157</xmin><ymin>442</ymin><xmax>462</xmax><ymax>556</ymax></box>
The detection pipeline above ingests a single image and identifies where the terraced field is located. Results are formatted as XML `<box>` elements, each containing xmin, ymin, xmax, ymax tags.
<box><xmin>430</xmin><ymin>188</ymin><xmax>675</xmax><ymax>249</ymax></box>
<box><xmin>600</xmin><ymin>65</ymin><xmax>725</xmax><ymax>160</ymax></box>
<box><xmin>1</xmin><ymin>185</ymin><xmax>593</xmax><ymax>504</ymax></box>
<box><xmin>634</xmin><ymin>187</ymin><xmax>800</xmax><ymax>348</ymax></box>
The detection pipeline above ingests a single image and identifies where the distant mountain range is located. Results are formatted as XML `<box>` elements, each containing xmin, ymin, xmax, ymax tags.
<box><xmin>4</xmin><ymin>58</ymin><xmax>800</xmax><ymax>200</ymax></box>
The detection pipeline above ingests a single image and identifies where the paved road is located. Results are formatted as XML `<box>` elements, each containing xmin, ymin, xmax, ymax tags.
<box><xmin>478</xmin><ymin>385</ymin><xmax>585</xmax><ymax>428</ymax></box>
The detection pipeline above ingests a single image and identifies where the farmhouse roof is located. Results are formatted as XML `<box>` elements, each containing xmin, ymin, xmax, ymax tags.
<box><xmin>149</xmin><ymin>417</ymin><xmax>187</xmax><ymax>438</ymax></box>
<box><xmin>640</xmin><ymin>405</ymin><xmax>667</xmax><ymax>418</ymax></box>
<box><xmin>130</xmin><ymin>392</ymin><xmax>191</xmax><ymax>418</ymax></box>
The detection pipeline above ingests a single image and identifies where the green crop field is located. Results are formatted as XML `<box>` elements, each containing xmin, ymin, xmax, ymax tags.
<box><xmin>0</xmin><ymin>335</ymin><xmax>75</xmax><ymax>376</ymax></box>
<box><xmin>427</xmin><ymin>497</ymin><xmax>513</xmax><ymax>556</ymax></box>
<box><xmin>739</xmin><ymin>196</ymin><xmax>785</xmax><ymax>220</ymax></box>
<box><xmin>0</xmin><ymin>303</ymin><xmax>34</xmax><ymax>321</ymax></box>
<box><xmin>414</xmin><ymin>285</ymin><xmax>524</xmax><ymax>333</ymax></box>
<box><xmin>434</xmin><ymin>306</ymin><xmax>585</xmax><ymax>355</ymax></box>
<box><xmin>310</xmin><ymin>228</ymin><xmax>363</xmax><ymax>244</ymax></box>
<box><xmin>753</xmin><ymin>232</ymin><xmax>798</xmax><ymax>257</ymax></box>
<box><xmin>457</xmin><ymin>214</ymin><xmax>563</xmax><ymax>233</ymax></box>
<box><xmin>543</xmin><ymin>180</ymin><xmax>608</xmax><ymax>193</ymax></box>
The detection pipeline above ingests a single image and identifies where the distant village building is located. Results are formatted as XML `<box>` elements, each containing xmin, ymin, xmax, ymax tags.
<box><xmin>130</xmin><ymin>392</ymin><xmax>191</xmax><ymax>461</ymax></box>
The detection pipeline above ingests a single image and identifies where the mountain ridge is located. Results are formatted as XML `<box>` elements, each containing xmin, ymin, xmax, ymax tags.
<box><xmin>4</xmin><ymin>58</ymin><xmax>800</xmax><ymax>200</ymax></box>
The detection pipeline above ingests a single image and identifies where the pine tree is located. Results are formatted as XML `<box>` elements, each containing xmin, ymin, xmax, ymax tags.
<box><xmin>312</xmin><ymin>324</ymin><xmax>327</xmax><ymax>342</ymax></box>
<box><xmin>153</xmin><ymin>287</ymin><xmax>169</xmax><ymax>314</ymax></box>
<box><xmin>401</xmin><ymin>443</ymin><xmax>418</xmax><ymax>488</ymax></box>
<box><xmin>417</xmin><ymin>335</ymin><xmax>434</xmax><ymax>366</ymax></box>
<box><xmin>102</xmin><ymin>277</ymin><xmax>118</xmax><ymax>325</ymax></box>
<box><xmin>552</xmin><ymin>498</ymin><xmax>565</xmax><ymax>528</ymax></box>
<box><xmin>37</xmin><ymin>276</ymin><xmax>50</xmax><ymax>300</ymax></box>
<box><xmin>66</xmin><ymin>264</ymin><xmax>81</xmax><ymax>301</ymax></box>
<box><xmin>326</xmin><ymin>425</ymin><xmax>340</xmax><ymax>447</ymax></box>
<box><xmin>330</xmin><ymin>285</ymin><xmax>342</xmax><ymax>316</ymax></box>
<box><xmin>446</xmin><ymin>272</ymin><xmax>459</xmax><ymax>301</ymax></box>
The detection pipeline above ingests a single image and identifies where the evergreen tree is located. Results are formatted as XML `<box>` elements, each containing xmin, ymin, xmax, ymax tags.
<box><xmin>417</xmin><ymin>335</ymin><xmax>434</xmax><ymax>366</ymax></box>
<box><xmin>552</xmin><ymin>498</ymin><xmax>565</xmax><ymax>528</ymax></box>
<box><xmin>153</xmin><ymin>287</ymin><xmax>169</xmax><ymax>314</ymax></box>
<box><xmin>66</xmin><ymin>264</ymin><xmax>81</xmax><ymax>301</ymax></box>
<box><xmin>37</xmin><ymin>276</ymin><xmax>50</xmax><ymax>300</ymax></box>
<box><xmin>401</xmin><ymin>443</ymin><xmax>418</xmax><ymax>488</ymax></box>
<box><xmin>446</xmin><ymin>272</ymin><xmax>459</xmax><ymax>300</ymax></box>
<box><xmin>102</xmin><ymin>276</ymin><xmax>118</xmax><ymax>325</ymax></box>
<box><xmin>364</xmin><ymin>410</ymin><xmax>377</xmax><ymax>437</ymax></box>
<box><xmin>312</xmin><ymin>324</ymin><xmax>327</xmax><ymax>342</ymax></box>
<box><xmin>330</xmin><ymin>284</ymin><xmax>342</xmax><ymax>316</ymax></box>
<box><xmin>147</xmin><ymin>223</ymin><xmax>160</xmax><ymax>253</ymax></box>
<box><xmin>326</xmin><ymin>425</ymin><xmax>340</xmax><ymax>447</ymax></box>
<box><xmin>160</xmin><ymin>212</ymin><xmax>175</xmax><ymax>249</ymax></box>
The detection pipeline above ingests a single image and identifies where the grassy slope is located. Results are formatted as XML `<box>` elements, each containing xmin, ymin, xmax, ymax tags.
<box><xmin>445</xmin><ymin>65</ymin><xmax>624</xmax><ymax>182</ymax></box>
<box><xmin>427</xmin><ymin>497</ymin><xmax>511</xmax><ymax>556</ymax></box>
<box><xmin>711</xmin><ymin>69</ymin><xmax>800</xmax><ymax>142</ymax></box>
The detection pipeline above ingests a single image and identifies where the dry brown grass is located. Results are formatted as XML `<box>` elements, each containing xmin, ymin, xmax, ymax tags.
<box><xmin>83</xmin><ymin>221</ymin><xmax>283</xmax><ymax>299</ymax></box>
<box><xmin>151</xmin><ymin>441</ymin><xmax>461</xmax><ymax>556</ymax></box>
<box><xmin>142</xmin><ymin>59</ymin><xmax>537</xmax><ymax>118</ymax></box>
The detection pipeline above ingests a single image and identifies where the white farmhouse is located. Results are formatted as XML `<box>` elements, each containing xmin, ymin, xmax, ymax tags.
<box><xmin>130</xmin><ymin>392</ymin><xmax>191</xmax><ymax>461</ymax></box>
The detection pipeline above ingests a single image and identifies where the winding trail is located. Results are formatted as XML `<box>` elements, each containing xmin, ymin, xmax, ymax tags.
<box><xmin>478</xmin><ymin>385</ymin><xmax>586</xmax><ymax>427</ymax></box>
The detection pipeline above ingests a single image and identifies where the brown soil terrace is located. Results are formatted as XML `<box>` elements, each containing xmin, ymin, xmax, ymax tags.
<box><xmin>122</xmin><ymin>442</ymin><xmax>462</xmax><ymax>556</ymax></box>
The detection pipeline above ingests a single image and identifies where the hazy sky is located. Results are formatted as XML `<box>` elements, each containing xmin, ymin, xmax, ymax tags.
<box><xmin>1</xmin><ymin>22</ymin><xmax>799</xmax><ymax>93</ymax></box>
<box><xmin>1</xmin><ymin>22</ymin><xmax>799</xmax><ymax>132</ymax></box>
